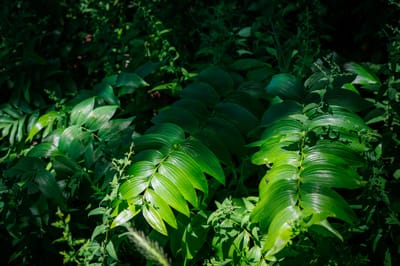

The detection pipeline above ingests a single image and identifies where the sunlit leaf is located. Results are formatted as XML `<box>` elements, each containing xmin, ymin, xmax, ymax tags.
<box><xmin>85</xmin><ymin>105</ymin><xmax>118</xmax><ymax>131</ymax></box>
<box><xmin>26</xmin><ymin>111</ymin><xmax>59</xmax><ymax>142</ymax></box>
<box><xmin>167</xmin><ymin>151</ymin><xmax>208</xmax><ymax>194</ymax></box>
<box><xmin>70</xmin><ymin>97</ymin><xmax>95</xmax><ymax>125</ymax></box>
<box><xmin>158</xmin><ymin>162</ymin><xmax>198</xmax><ymax>208</ymax></box>
<box><xmin>111</xmin><ymin>208</ymin><xmax>140</xmax><ymax>228</ymax></box>
<box><xmin>143</xmin><ymin>203</ymin><xmax>168</xmax><ymax>235</ymax></box>
<box><xmin>177</xmin><ymin>138</ymin><xmax>225</xmax><ymax>185</ymax></box>
<box><xmin>344</xmin><ymin>62</ymin><xmax>380</xmax><ymax>86</ymax></box>
<box><xmin>151</xmin><ymin>173</ymin><xmax>190</xmax><ymax>216</ymax></box>
<box><xmin>145</xmin><ymin>189</ymin><xmax>178</xmax><ymax>229</ymax></box>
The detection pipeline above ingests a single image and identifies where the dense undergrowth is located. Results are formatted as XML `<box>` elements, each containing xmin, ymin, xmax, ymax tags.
<box><xmin>1</xmin><ymin>0</ymin><xmax>399</xmax><ymax>265</ymax></box>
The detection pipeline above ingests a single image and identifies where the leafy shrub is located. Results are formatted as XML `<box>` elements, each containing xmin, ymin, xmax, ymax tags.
<box><xmin>1</xmin><ymin>1</ymin><xmax>400</xmax><ymax>265</ymax></box>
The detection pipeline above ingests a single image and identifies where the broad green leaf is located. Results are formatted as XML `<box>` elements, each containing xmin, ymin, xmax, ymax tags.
<box><xmin>52</xmin><ymin>152</ymin><xmax>83</xmax><ymax>173</ymax></box>
<box><xmin>197</xmin><ymin>67</ymin><xmax>234</xmax><ymax>95</ymax></box>
<box><xmin>325</xmin><ymin>89</ymin><xmax>372</xmax><ymax>112</ymax></box>
<box><xmin>133</xmin><ymin>149</ymin><xmax>164</xmax><ymax>165</ymax></box>
<box><xmin>145</xmin><ymin>189</ymin><xmax>178</xmax><ymax>229</ymax></box>
<box><xmin>246</xmin><ymin>67</ymin><xmax>275</xmax><ymax>83</ymax></box>
<box><xmin>133</xmin><ymin>133</ymin><xmax>174</xmax><ymax>153</ymax></box>
<box><xmin>344</xmin><ymin>62</ymin><xmax>380</xmax><ymax>86</ymax></box>
<box><xmin>116</xmin><ymin>72</ymin><xmax>149</xmax><ymax>96</ymax></box>
<box><xmin>260</xmin><ymin>118</ymin><xmax>304</xmax><ymax>139</ymax></box>
<box><xmin>167</xmin><ymin>151</ymin><xmax>208</xmax><ymax>194</ymax></box>
<box><xmin>309</xmin><ymin>107</ymin><xmax>370</xmax><ymax>131</ymax></box>
<box><xmin>195</xmin><ymin>127</ymin><xmax>232</xmax><ymax>165</ymax></box>
<box><xmin>16</xmin><ymin>115</ymin><xmax>26</xmax><ymax>143</ymax></box>
<box><xmin>98</xmin><ymin>117</ymin><xmax>134</xmax><ymax>140</ymax></box>
<box><xmin>158</xmin><ymin>162</ymin><xmax>198</xmax><ymax>208</ymax></box>
<box><xmin>70</xmin><ymin>97</ymin><xmax>95</xmax><ymax>125</ymax></box>
<box><xmin>91</xmin><ymin>224</ymin><xmax>107</xmax><ymax>240</ymax></box>
<box><xmin>237</xmin><ymin>26</ymin><xmax>252</xmax><ymax>37</ymax></box>
<box><xmin>127</xmin><ymin>160</ymin><xmax>156</xmax><ymax>178</ymax></box>
<box><xmin>180</xmin><ymin>82</ymin><xmax>220</xmax><ymax>106</ymax></box>
<box><xmin>152</xmin><ymin>106</ymin><xmax>199</xmax><ymax>133</ymax></box>
<box><xmin>300</xmin><ymin>164</ymin><xmax>364</xmax><ymax>189</ymax></box>
<box><xmin>251</xmin><ymin>179</ymin><xmax>298</xmax><ymax>229</ymax></box>
<box><xmin>135</xmin><ymin>61</ymin><xmax>163</xmax><ymax>78</ymax></box>
<box><xmin>251</xmin><ymin>142</ymin><xmax>300</xmax><ymax>167</ymax></box>
<box><xmin>266</xmin><ymin>73</ymin><xmax>305</xmax><ymax>101</ymax></box>
<box><xmin>215</xmin><ymin>102</ymin><xmax>258</xmax><ymax>133</ymax></box>
<box><xmin>120</xmin><ymin>177</ymin><xmax>149</xmax><ymax>200</ymax></box>
<box><xmin>172</xmin><ymin>99</ymin><xmax>209</xmax><ymax>121</ymax></box>
<box><xmin>146</xmin><ymin>123</ymin><xmax>185</xmax><ymax>143</ymax></box>
<box><xmin>2</xmin><ymin>104</ymin><xmax>22</xmax><ymax>119</ymax></box>
<box><xmin>205</xmin><ymin>117</ymin><xmax>246</xmax><ymax>155</ymax></box>
<box><xmin>35</xmin><ymin>168</ymin><xmax>66</xmax><ymax>209</ymax></box>
<box><xmin>88</xmin><ymin>207</ymin><xmax>107</xmax><ymax>216</ymax></box>
<box><xmin>26</xmin><ymin>111</ymin><xmax>59</xmax><ymax>142</ymax></box>
<box><xmin>111</xmin><ymin>208</ymin><xmax>140</xmax><ymax>228</ymax></box>
<box><xmin>85</xmin><ymin>105</ymin><xmax>118</xmax><ymax>131</ymax></box>
<box><xmin>261</xmin><ymin>101</ymin><xmax>302</xmax><ymax>126</ymax></box>
<box><xmin>106</xmin><ymin>241</ymin><xmax>119</xmax><ymax>261</ymax></box>
<box><xmin>27</xmin><ymin>143</ymin><xmax>58</xmax><ymax>158</ymax></box>
<box><xmin>263</xmin><ymin>206</ymin><xmax>301</xmax><ymax>258</ymax></box>
<box><xmin>94</xmin><ymin>80</ymin><xmax>119</xmax><ymax>105</ymax></box>
<box><xmin>143</xmin><ymin>203</ymin><xmax>168</xmax><ymax>235</ymax></box>
<box><xmin>300</xmin><ymin>183</ymin><xmax>357</xmax><ymax>224</ymax></box>
<box><xmin>151</xmin><ymin>173</ymin><xmax>190</xmax><ymax>216</ymax></box>
<box><xmin>58</xmin><ymin>125</ymin><xmax>91</xmax><ymax>159</ymax></box>
<box><xmin>260</xmin><ymin>165</ymin><xmax>298</xmax><ymax>186</ymax></box>
<box><xmin>177</xmin><ymin>138</ymin><xmax>225</xmax><ymax>185</ymax></box>
<box><xmin>303</xmin><ymin>141</ymin><xmax>365</xmax><ymax>168</ymax></box>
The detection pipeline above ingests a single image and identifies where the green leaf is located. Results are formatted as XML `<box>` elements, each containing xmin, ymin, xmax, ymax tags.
<box><xmin>98</xmin><ymin>117</ymin><xmax>134</xmax><ymax>140</ymax></box>
<box><xmin>151</xmin><ymin>173</ymin><xmax>190</xmax><ymax>216</ymax></box>
<box><xmin>261</xmin><ymin>101</ymin><xmax>302</xmax><ymax>126</ymax></box>
<box><xmin>121</xmin><ymin>161</ymin><xmax>155</xmax><ymax>199</ymax></box>
<box><xmin>177</xmin><ymin>138</ymin><xmax>225</xmax><ymax>185</ymax></box>
<box><xmin>143</xmin><ymin>203</ymin><xmax>168</xmax><ymax>236</ymax></box>
<box><xmin>26</xmin><ymin>111</ymin><xmax>59</xmax><ymax>142</ymax></box>
<box><xmin>308</xmin><ymin>109</ymin><xmax>370</xmax><ymax>132</ymax></box>
<box><xmin>94</xmin><ymin>79</ymin><xmax>120</xmax><ymax>105</ymax></box>
<box><xmin>167</xmin><ymin>151</ymin><xmax>208</xmax><ymax>194</ymax></box>
<box><xmin>70</xmin><ymin>97</ymin><xmax>95</xmax><ymax>125</ymax></box>
<box><xmin>300</xmin><ymin>183</ymin><xmax>357</xmax><ymax>224</ymax></box>
<box><xmin>263</xmin><ymin>206</ymin><xmax>301</xmax><ymax>259</ymax></box>
<box><xmin>197</xmin><ymin>67</ymin><xmax>234</xmax><ymax>95</ymax></box>
<box><xmin>251</xmin><ymin>179</ymin><xmax>298</xmax><ymax>229</ymax></box>
<box><xmin>266</xmin><ymin>73</ymin><xmax>305</xmax><ymax>101</ymax></box>
<box><xmin>116</xmin><ymin>72</ymin><xmax>149</xmax><ymax>96</ymax></box>
<box><xmin>152</xmin><ymin>106</ymin><xmax>199</xmax><ymax>133</ymax></box>
<box><xmin>145</xmin><ymin>189</ymin><xmax>178</xmax><ymax>229</ymax></box>
<box><xmin>106</xmin><ymin>241</ymin><xmax>119</xmax><ymax>261</ymax></box>
<box><xmin>35</xmin><ymin>168</ymin><xmax>66</xmax><ymax>209</ymax></box>
<box><xmin>158</xmin><ymin>162</ymin><xmax>198</xmax><ymax>208</ymax></box>
<box><xmin>27</xmin><ymin>143</ymin><xmax>58</xmax><ymax>158</ymax></box>
<box><xmin>215</xmin><ymin>102</ymin><xmax>258</xmax><ymax>133</ymax></box>
<box><xmin>58</xmin><ymin>125</ymin><xmax>91</xmax><ymax>159</ymax></box>
<box><xmin>300</xmin><ymin>164</ymin><xmax>364</xmax><ymax>189</ymax></box>
<box><xmin>344</xmin><ymin>62</ymin><xmax>380</xmax><ymax>86</ymax></box>
<box><xmin>133</xmin><ymin>123</ymin><xmax>186</xmax><ymax>154</ymax></box>
<box><xmin>85</xmin><ymin>105</ymin><xmax>118</xmax><ymax>131</ymax></box>
<box><xmin>111</xmin><ymin>208</ymin><xmax>140</xmax><ymax>228</ymax></box>
<box><xmin>180</xmin><ymin>82</ymin><xmax>220</xmax><ymax>106</ymax></box>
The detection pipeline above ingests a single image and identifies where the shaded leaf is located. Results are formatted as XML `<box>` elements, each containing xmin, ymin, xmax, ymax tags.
<box><xmin>266</xmin><ymin>73</ymin><xmax>305</xmax><ymax>101</ymax></box>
